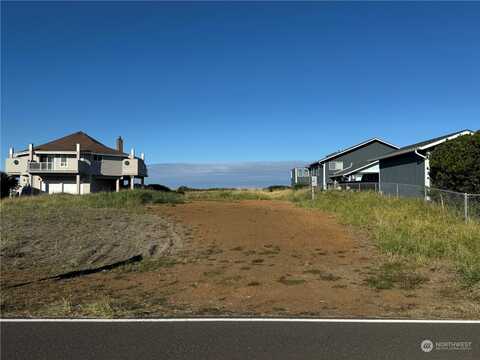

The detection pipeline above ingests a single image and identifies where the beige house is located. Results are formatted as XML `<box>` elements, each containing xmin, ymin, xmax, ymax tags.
<box><xmin>5</xmin><ymin>131</ymin><xmax>148</xmax><ymax>195</ymax></box>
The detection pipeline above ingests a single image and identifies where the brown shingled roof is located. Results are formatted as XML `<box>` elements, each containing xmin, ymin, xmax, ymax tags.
<box><xmin>32</xmin><ymin>131</ymin><xmax>127</xmax><ymax>155</ymax></box>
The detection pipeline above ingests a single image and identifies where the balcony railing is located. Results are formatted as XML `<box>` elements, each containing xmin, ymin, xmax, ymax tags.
<box><xmin>29</xmin><ymin>162</ymin><xmax>53</xmax><ymax>171</ymax></box>
<box><xmin>28</xmin><ymin>161</ymin><xmax>78</xmax><ymax>172</ymax></box>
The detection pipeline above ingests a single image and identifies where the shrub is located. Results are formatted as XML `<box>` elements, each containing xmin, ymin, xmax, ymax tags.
<box><xmin>265</xmin><ymin>185</ymin><xmax>291</xmax><ymax>192</ymax></box>
<box><xmin>430</xmin><ymin>131</ymin><xmax>480</xmax><ymax>193</ymax></box>
<box><xmin>145</xmin><ymin>184</ymin><xmax>172</xmax><ymax>192</ymax></box>
<box><xmin>293</xmin><ymin>183</ymin><xmax>309</xmax><ymax>190</ymax></box>
<box><xmin>1</xmin><ymin>172</ymin><xmax>18</xmax><ymax>198</ymax></box>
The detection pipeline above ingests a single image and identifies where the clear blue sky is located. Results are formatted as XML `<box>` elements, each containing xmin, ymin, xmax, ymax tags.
<box><xmin>2</xmin><ymin>2</ymin><xmax>479</xmax><ymax>166</ymax></box>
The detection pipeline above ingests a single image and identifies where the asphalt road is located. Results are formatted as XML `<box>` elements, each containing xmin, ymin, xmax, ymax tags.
<box><xmin>1</xmin><ymin>320</ymin><xmax>479</xmax><ymax>360</ymax></box>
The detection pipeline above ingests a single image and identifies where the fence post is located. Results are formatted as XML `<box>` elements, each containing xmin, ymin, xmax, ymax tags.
<box><xmin>464</xmin><ymin>193</ymin><xmax>468</xmax><ymax>223</ymax></box>
<box><xmin>311</xmin><ymin>185</ymin><xmax>315</xmax><ymax>201</ymax></box>
<box><xmin>358</xmin><ymin>183</ymin><xmax>361</xmax><ymax>192</ymax></box>
<box><xmin>396</xmin><ymin>183</ymin><xmax>399</xmax><ymax>198</ymax></box>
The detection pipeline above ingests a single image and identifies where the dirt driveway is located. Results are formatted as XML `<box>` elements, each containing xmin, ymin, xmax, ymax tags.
<box><xmin>2</xmin><ymin>200</ymin><xmax>475</xmax><ymax>318</ymax></box>
<box><xmin>147</xmin><ymin>200</ymin><xmax>472</xmax><ymax>318</ymax></box>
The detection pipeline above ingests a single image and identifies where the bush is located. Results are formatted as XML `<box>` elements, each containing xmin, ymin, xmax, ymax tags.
<box><xmin>145</xmin><ymin>184</ymin><xmax>172</xmax><ymax>192</ymax></box>
<box><xmin>264</xmin><ymin>185</ymin><xmax>291</xmax><ymax>192</ymax></box>
<box><xmin>430</xmin><ymin>132</ymin><xmax>480</xmax><ymax>193</ymax></box>
<box><xmin>293</xmin><ymin>183</ymin><xmax>309</xmax><ymax>190</ymax></box>
<box><xmin>1</xmin><ymin>172</ymin><xmax>18</xmax><ymax>198</ymax></box>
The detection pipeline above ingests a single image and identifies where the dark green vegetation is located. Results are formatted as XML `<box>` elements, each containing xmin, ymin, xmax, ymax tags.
<box><xmin>177</xmin><ymin>186</ymin><xmax>236</xmax><ymax>194</ymax></box>
<box><xmin>1</xmin><ymin>172</ymin><xmax>17</xmax><ymax>198</ymax></box>
<box><xmin>430</xmin><ymin>131</ymin><xmax>480</xmax><ymax>193</ymax></box>
<box><xmin>294</xmin><ymin>190</ymin><xmax>480</xmax><ymax>288</ymax></box>
<box><xmin>264</xmin><ymin>185</ymin><xmax>291</xmax><ymax>192</ymax></box>
<box><xmin>144</xmin><ymin>184</ymin><xmax>173</xmax><ymax>192</ymax></box>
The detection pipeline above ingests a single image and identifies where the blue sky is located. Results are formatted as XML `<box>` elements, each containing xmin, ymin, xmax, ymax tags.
<box><xmin>2</xmin><ymin>2</ymin><xmax>479</xmax><ymax>183</ymax></box>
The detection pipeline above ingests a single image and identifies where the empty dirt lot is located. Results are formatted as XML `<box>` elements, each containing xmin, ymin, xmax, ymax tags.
<box><xmin>2</xmin><ymin>200</ymin><xmax>477</xmax><ymax>318</ymax></box>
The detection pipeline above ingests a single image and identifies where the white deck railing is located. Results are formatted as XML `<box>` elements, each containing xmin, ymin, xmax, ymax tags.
<box><xmin>28</xmin><ymin>161</ymin><xmax>77</xmax><ymax>172</ymax></box>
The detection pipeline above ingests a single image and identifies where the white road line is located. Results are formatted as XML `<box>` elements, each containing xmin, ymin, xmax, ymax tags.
<box><xmin>1</xmin><ymin>318</ymin><xmax>478</xmax><ymax>323</ymax></box>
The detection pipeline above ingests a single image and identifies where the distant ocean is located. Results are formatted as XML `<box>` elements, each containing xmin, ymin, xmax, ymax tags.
<box><xmin>147</xmin><ymin>161</ymin><xmax>311</xmax><ymax>189</ymax></box>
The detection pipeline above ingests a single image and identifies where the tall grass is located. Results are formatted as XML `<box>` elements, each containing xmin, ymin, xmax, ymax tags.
<box><xmin>184</xmin><ymin>188</ymin><xmax>300</xmax><ymax>201</ymax></box>
<box><xmin>1</xmin><ymin>189</ymin><xmax>184</xmax><ymax>213</ymax></box>
<box><xmin>294</xmin><ymin>191</ymin><xmax>480</xmax><ymax>287</ymax></box>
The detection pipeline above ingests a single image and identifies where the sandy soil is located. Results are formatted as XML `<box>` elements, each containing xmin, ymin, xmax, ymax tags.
<box><xmin>1</xmin><ymin>207</ymin><xmax>187</xmax><ymax>285</ymax></box>
<box><xmin>1</xmin><ymin>200</ymin><xmax>477</xmax><ymax>318</ymax></box>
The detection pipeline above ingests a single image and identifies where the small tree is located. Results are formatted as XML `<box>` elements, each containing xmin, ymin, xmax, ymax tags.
<box><xmin>429</xmin><ymin>132</ymin><xmax>480</xmax><ymax>193</ymax></box>
<box><xmin>1</xmin><ymin>172</ymin><xmax>18</xmax><ymax>198</ymax></box>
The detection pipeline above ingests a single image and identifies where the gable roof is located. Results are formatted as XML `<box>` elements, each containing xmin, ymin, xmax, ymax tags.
<box><xmin>374</xmin><ymin>129</ymin><xmax>474</xmax><ymax>161</ymax></box>
<box><xmin>308</xmin><ymin>138</ymin><xmax>398</xmax><ymax>167</ymax></box>
<box><xmin>29</xmin><ymin>131</ymin><xmax>127</xmax><ymax>156</ymax></box>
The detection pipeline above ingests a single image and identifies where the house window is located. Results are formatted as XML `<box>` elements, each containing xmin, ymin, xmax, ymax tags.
<box><xmin>60</xmin><ymin>156</ymin><xmax>67</xmax><ymax>167</ymax></box>
<box><xmin>329</xmin><ymin>161</ymin><xmax>344</xmax><ymax>171</ymax></box>
<box><xmin>93</xmin><ymin>155</ymin><xmax>103</xmax><ymax>161</ymax></box>
<box><xmin>124</xmin><ymin>160</ymin><xmax>130</xmax><ymax>166</ymax></box>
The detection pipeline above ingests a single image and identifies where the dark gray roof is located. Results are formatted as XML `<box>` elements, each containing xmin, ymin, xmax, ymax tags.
<box><xmin>308</xmin><ymin>138</ymin><xmax>398</xmax><ymax>167</ymax></box>
<box><xmin>329</xmin><ymin>160</ymin><xmax>378</xmax><ymax>178</ymax></box>
<box><xmin>374</xmin><ymin>129</ymin><xmax>473</xmax><ymax>161</ymax></box>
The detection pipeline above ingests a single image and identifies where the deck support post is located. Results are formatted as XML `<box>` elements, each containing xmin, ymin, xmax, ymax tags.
<box><xmin>76</xmin><ymin>174</ymin><xmax>81</xmax><ymax>195</ymax></box>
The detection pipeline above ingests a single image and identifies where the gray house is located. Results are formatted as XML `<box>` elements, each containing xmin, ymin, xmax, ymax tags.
<box><xmin>5</xmin><ymin>131</ymin><xmax>148</xmax><ymax>195</ymax></box>
<box><xmin>376</xmin><ymin>129</ymin><xmax>474</xmax><ymax>197</ymax></box>
<box><xmin>290</xmin><ymin>167</ymin><xmax>310</xmax><ymax>187</ymax></box>
<box><xmin>308</xmin><ymin>138</ymin><xmax>398</xmax><ymax>189</ymax></box>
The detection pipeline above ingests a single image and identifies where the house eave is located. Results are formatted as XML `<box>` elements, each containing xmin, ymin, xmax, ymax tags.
<box><xmin>309</xmin><ymin>138</ymin><xmax>399</xmax><ymax>167</ymax></box>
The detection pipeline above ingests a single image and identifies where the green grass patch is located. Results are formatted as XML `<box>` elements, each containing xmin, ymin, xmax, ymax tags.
<box><xmin>366</xmin><ymin>261</ymin><xmax>428</xmax><ymax>290</ymax></box>
<box><xmin>295</xmin><ymin>191</ymin><xmax>480</xmax><ymax>287</ymax></box>
<box><xmin>2</xmin><ymin>189</ymin><xmax>184</xmax><ymax>214</ymax></box>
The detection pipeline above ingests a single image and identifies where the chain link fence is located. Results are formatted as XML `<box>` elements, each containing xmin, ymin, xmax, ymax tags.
<box><xmin>313</xmin><ymin>181</ymin><xmax>479</xmax><ymax>222</ymax></box>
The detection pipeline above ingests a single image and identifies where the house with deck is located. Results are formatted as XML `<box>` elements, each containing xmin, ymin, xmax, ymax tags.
<box><xmin>375</xmin><ymin>129</ymin><xmax>474</xmax><ymax>197</ymax></box>
<box><xmin>290</xmin><ymin>167</ymin><xmax>310</xmax><ymax>187</ymax></box>
<box><xmin>308</xmin><ymin>138</ymin><xmax>398</xmax><ymax>189</ymax></box>
<box><xmin>5</xmin><ymin>131</ymin><xmax>148</xmax><ymax>195</ymax></box>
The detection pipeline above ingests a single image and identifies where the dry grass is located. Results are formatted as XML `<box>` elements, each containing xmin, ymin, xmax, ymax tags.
<box><xmin>295</xmin><ymin>190</ymin><xmax>480</xmax><ymax>288</ymax></box>
<box><xmin>184</xmin><ymin>188</ymin><xmax>306</xmax><ymax>202</ymax></box>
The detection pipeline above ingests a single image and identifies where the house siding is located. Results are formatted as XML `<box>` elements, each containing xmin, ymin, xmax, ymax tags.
<box><xmin>379</xmin><ymin>152</ymin><xmax>425</xmax><ymax>197</ymax></box>
<box><xmin>309</xmin><ymin>141</ymin><xmax>396</xmax><ymax>186</ymax></box>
